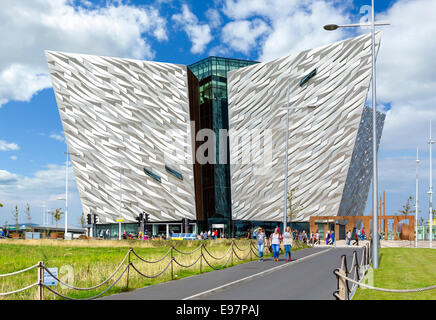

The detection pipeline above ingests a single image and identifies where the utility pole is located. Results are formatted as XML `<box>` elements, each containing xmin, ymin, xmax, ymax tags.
<box><xmin>415</xmin><ymin>147</ymin><xmax>420</xmax><ymax>248</ymax></box>
<box><xmin>429</xmin><ymin>120</ymin><xmax>434</xmax><ymax>248</ymax></box>
<box><xmin>283</xmin><ymin>83</ymin><xmax>290</xmax><ymax>232</ymax></box>
<box><xmin>65</xmin><ymin>150</ymin><xmax>69</xmax><ymax>238</ymax></box>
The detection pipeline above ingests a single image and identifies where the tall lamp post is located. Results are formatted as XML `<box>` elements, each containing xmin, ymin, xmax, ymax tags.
<box><xmin>64</xmin><ymin>151</ymin><xmax>80</xmax><ymax>239</ymax></box>
<box><xmin>283</xmin><ymin>84</ymin><xmax>291</xmax><ymax>232</ymax></box>
<box><xmin>415</xmin><ymin>147</ymin><xmax>420</xmax><ymax>248</ymax></box>
<box><xmin>429</xmin><ymin>120</ymin><xmax>434</xmax><ymax>248</ymax></box>
<box><xmin>323</xmin><ymin>0</ymin><xmax>389</xmax><ymax>269</ymax></box>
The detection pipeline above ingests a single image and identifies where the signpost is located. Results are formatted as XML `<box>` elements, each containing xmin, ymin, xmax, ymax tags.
<box><xmin>43</xmin><ymin>267</ymin><xmax>58</xmax><ymax>286</ymax></box>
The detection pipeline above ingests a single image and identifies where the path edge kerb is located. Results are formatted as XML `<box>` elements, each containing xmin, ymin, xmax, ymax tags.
<box><xmin>182</xmin><ymin>247</ymin><xmax>333</xmax><ymax>300</ymax></box>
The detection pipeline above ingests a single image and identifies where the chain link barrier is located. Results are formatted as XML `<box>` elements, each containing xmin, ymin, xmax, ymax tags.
<box><xmin>0</xmin><ymin>240</ymin><xmax>260</xmax><ymax>300</ymax></box>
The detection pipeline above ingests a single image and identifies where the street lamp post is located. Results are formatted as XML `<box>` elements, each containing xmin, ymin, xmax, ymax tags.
<box><xmin>63</xmin><ymin>151</ymin><xmax>80</xmax><ymax>239</ymax></box>
<box><xmin>429</xmin><ymin>120</ymin><xmax>434</xmax><ymax>248</ymax></box>
<box><xmin>65</xmin><ymin>150</ymin><xmax>68</xmax><ymax>237</ymax></box>
<box><xmin>283</xmin><ymin>84</ymin><xmax>291</xmax><ymax>232</ymax></box>
<box><xmin>323</xmin><ymin>0</ymin><xmax>389</xmax><ymax>269</ymax></box>
<box><xmin>119</xmin><ymin>166</ymin><xmax>123</xmax><ymax>241</ymax></box>
<box><xmin>416</xmin><ymin>147</ymin><xmax>420</xmax><ymax>248</ymax></box>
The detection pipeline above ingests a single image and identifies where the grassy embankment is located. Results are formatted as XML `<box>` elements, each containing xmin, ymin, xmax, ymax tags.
<box><xmin>354</xmin><ymin>248</ymin><xmax>436</xmax><ymax>300</ymax></box>
<box><xmin>0</xmin><ymin>239</ymin><xmax>309</xmax><ymax>300</ymax></box>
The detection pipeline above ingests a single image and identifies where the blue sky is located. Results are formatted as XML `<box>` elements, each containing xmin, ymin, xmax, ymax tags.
<box><xmin>1</xmin><ymin>0</ymin><xmax>435</xmax><ymax>227</ymax></box>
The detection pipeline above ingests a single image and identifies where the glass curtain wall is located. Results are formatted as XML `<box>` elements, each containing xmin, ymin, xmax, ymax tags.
<box><xmin>189</xmin><ymin>57</ymin><xmax>258</xmax><ymax>236</ymax></box>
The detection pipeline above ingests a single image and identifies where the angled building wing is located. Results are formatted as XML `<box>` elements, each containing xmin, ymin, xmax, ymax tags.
<box><xmin>46</xmin><ymin>51</ymin><xmax>200</xmax><ymax>223</ymax></box>
<box><xmin>228</xmin><ymin>33</ymin><xmax>384</xmax><ymax>222</ymax></box>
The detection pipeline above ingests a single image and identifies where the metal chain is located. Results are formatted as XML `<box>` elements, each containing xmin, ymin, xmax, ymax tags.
<box><xmin>232</xmin><ymin>240</ymin><xmax>252</xmax><ymax>252</ymax></box>
<box><xmin>232</xmin><ymin>247</ymin><xmax>252</xmax><ymax>261</ymax></box>
<box><xmin>129</xmin><ymin>260</ymin><xmax>172</xmax><ymax>279</ymax></box>
<box><xmin>172</xmin><ymin>254</ymin><xmax>202</xmax><ymax>268</ymax></box>
<box><xmin>202</xmin><ymin>244</ymin><xmax>232</xmax><ymax>260</ymax></box>
<box><xmin>130</xmin><ymin>247</ymin><xmax>172</xmax><ymax>263</ymax></box>
<box><xmin>172</xmin><ymin>245</ymin><xmax>202</xmax><ymax>255</ymax></box>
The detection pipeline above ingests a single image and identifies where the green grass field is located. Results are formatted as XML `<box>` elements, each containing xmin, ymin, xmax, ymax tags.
<box><xmin>354</xmin><ymin>248</ymin><xmax>436</xmax><ymax>300</ymax></box>
<box><xmin>0</xmin><ymin>239</ymin><xmax>308</xmax><ymax>300</ymax></box>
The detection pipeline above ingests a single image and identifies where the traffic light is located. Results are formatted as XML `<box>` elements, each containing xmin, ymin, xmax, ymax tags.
<box><xmin>87</xmin><ymin>214</ymin><xmax>92</xmax><ymax>225</ymax></box>
<box><xmin>138</xmin><ymin>213</ymin><xmax>143</xmax><ymax>222</ymax></box>
<box><xmin>93</xmin><ymin>214</ymin><xmax>99</xmax><ymax>224</ymax></box>
<box><xmin>145</xmin><ymin>213</ymin><xmax>150</xmax><ymax>224</ymax></box>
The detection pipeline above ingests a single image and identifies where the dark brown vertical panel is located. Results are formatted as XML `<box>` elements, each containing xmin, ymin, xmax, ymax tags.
<box><xmin>187</xmin><ymin>68</ymin><xmax>203</xmax><ymax>221</ymax></box>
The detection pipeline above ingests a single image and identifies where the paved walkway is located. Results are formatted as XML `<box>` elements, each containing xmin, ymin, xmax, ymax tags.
<box><xmin>102</xmin><ymin>246</ymin><xmax>362</xmax><ymax>300</ymax></box>
<box><xmin>380</xmin><ymin>240</ymin><xmax>435</xmax><ymax>248</ymax></box>
<box><xmin>313</xmin><ymin>239</ymin><xmax>369</xmax><ymax>248</ymax></box>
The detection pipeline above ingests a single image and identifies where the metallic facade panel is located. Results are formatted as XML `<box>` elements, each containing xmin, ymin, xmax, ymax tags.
<box><xmin>338</xmin><ymin>106</ymin><xmax>385</xmax><ymax>217</ymax></box>
<box><xmin>46</xmin><ymin>51</ymin><xmax>196</xmax><ymax>223</ymax></box>
<box><xmin>228</xmin><ymin>33</ymin><xmax>382</xmax><ymax>222</ymax></box>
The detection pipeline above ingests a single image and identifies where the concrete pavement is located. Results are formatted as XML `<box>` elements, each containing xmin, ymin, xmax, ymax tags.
<box><xmin>102</xmin><ymin>246</ymin><xmax>362</xmax><ymax>300</ymax></box>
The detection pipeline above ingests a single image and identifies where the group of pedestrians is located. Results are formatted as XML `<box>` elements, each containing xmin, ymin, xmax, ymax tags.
<box><xmin>253</xmin><ymin>227</ymin><xmax>293</xmax><ymax>262</ymax></box>
<box><xmin>199</xmin><ymin>229</ymin><xmax>221</xmax><ymax>240</ymax></box>
<box><xmin>346</xmin><ymin>227</ymin><xmax>365</xmax><ymax>246</ymax></box>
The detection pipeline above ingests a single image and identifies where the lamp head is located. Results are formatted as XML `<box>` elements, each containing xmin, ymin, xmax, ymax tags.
<box><xmin>323</xmin><ymin>24</ymin><xmax>339</xmax><ymax>31</ymax></box>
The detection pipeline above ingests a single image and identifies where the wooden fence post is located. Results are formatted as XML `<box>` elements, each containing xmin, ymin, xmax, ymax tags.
<box><xmin>37</xmin><ymin>261</ymin><xmax>44</xmax><ymax>300</ymax></box>
<box><xmin>200</xmin><ymin>244</ymin><xmax>203</xmax><ymax>273</ymax></box>
<box><xmin>337</xmin><ymin>268</ymin><xmax>347</xmax><ymax>300</ymax></box>
<box><xmin>170</xmin><ymin>246</ymin><xmax>174</xmax><ymax>280</ymax></box>
<box><xmin>126</xmin><ymin>249</ymin><xmax>131</xmax><ymax>290</ymax></box>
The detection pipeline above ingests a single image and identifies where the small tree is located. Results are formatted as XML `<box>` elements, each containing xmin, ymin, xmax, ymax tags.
<box><xmin>53</xmin><ymin>208</ymin><xmax>64</xmax><ymax>230</ymax></box>
<box><xmin>0</xmin><ymin>202</ymin><xmax>3</xmax><ymax>207</ymax></box>
<box><xmin>25</xmin><ymin>203</ymin><xmax>31</xmax><ymax>231</ymax></box>
<box><xmin>287</xmin><ymin>187</ymin><xmax>305</xmax><ymax>226</ymax></box>
<box><xmin>418</xmin><ymin>217</ymin><xmax>425</xmax><ymax>226</ymax></box>
<box><xmin>397</xmin><ymin>196</ymin><xmax>414</xmax><ymax>215</ymax></box>
<box><xmin>79</xmin><ymin>212</ymin><xmax>86</xmax><ymax>228</ymax></box>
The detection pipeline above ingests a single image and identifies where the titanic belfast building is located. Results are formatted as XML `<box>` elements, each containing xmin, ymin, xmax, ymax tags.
<box><xmin>46</xmin><ymin>33</ymin><xmax>385</xmax><ymax>238</ymax></box>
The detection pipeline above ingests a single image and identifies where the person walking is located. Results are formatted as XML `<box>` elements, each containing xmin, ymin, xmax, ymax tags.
<box><xmin>330</xmin><ymin>230</ymin><xmax>336</xmax><ymax>247</ymax></box>
<box><xmin>352</xmin><ymin>230</ymin><xmax>359</xmax><ymax>246</ymax></box>
<box><xmin>269</xmin><ymin>227</ymin><xmax>282</xmax><ymax>261</ymax></box>
<box><xmin>253</xmin><ymin>227</ymin><xmax>267</xmax><ymax>261</ymax></box>
<box><xmin>326</xmin><ymin>230</ymin><xmax>330</xmax><ymax>245</ymax></box>
<box><xmin>283</xmin><ymin>227</ymin><xmax>293</xmax><ymax>262</ymax></box>
<box><xmin>346</xmin><ymin>230</ymin><xmax>352</xmax><ymax>246</ymax></box>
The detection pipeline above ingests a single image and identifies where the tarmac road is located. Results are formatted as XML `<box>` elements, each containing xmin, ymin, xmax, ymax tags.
<box><xmin>102</xmin><ymin>246</ymin><xmax>362</xmax><ymax>300</ymax></box>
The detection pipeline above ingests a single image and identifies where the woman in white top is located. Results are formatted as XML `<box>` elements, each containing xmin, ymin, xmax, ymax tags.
<box><xmin>269</xmin><ymin>228</ymin><xmax>282</xmax><ymax>261</ymax></box>
<box><xmin>283</xmin><ymin>227</ymin><xmax>293</xmax><ymax>262</ymax></box>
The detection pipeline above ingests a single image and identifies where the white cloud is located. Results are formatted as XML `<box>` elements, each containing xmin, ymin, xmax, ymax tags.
<box><xmin>0</xmin><ymin>140</ymin><xmax>19</xmax><ymax>151</ymax></box>
<box><xmin>374</xmin><ymin>0</ymin><xmax>436</xmax><ymax>151</ymax></box>
<box><xmin>221</xmin><ymin>19</ymin><xmax>270</xmax><ymax>54</ymax></box>
<box><xmin>0</xmin><ymin>0</ymin><xmax>168</xmax><ymax>107</ymax></box>
<box><xmin>205</xmin><ymin>8</ymin><xmax>222</xmax><ymax>29</ymax></box>
<box><xmin>0</xmin><ymin>170</ymin><xmax>19</xmax><ymax>184</ymax></box>
<box><xmin>221</xmin><ymin>0</ymin><xmax>352</xmax><ymax>61</ymax></box>
<box><xmin>49</xmin><ymin>133</ymin><xmax>65</xmax><ymax>142</ymax></box>
<box><xmin>172</xmin><ymin>4</ymin><xmax>213</xmax><ymax>54</ymax></box>
<box><xmin>9</xmin><ymin>156</ymin><xmax>17</xmax><ymax>161</ymax></box>
<box><xmin>0</xmin><ymin>164</ymin><xmax>81</xmax><ymax>225</ymax></box>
